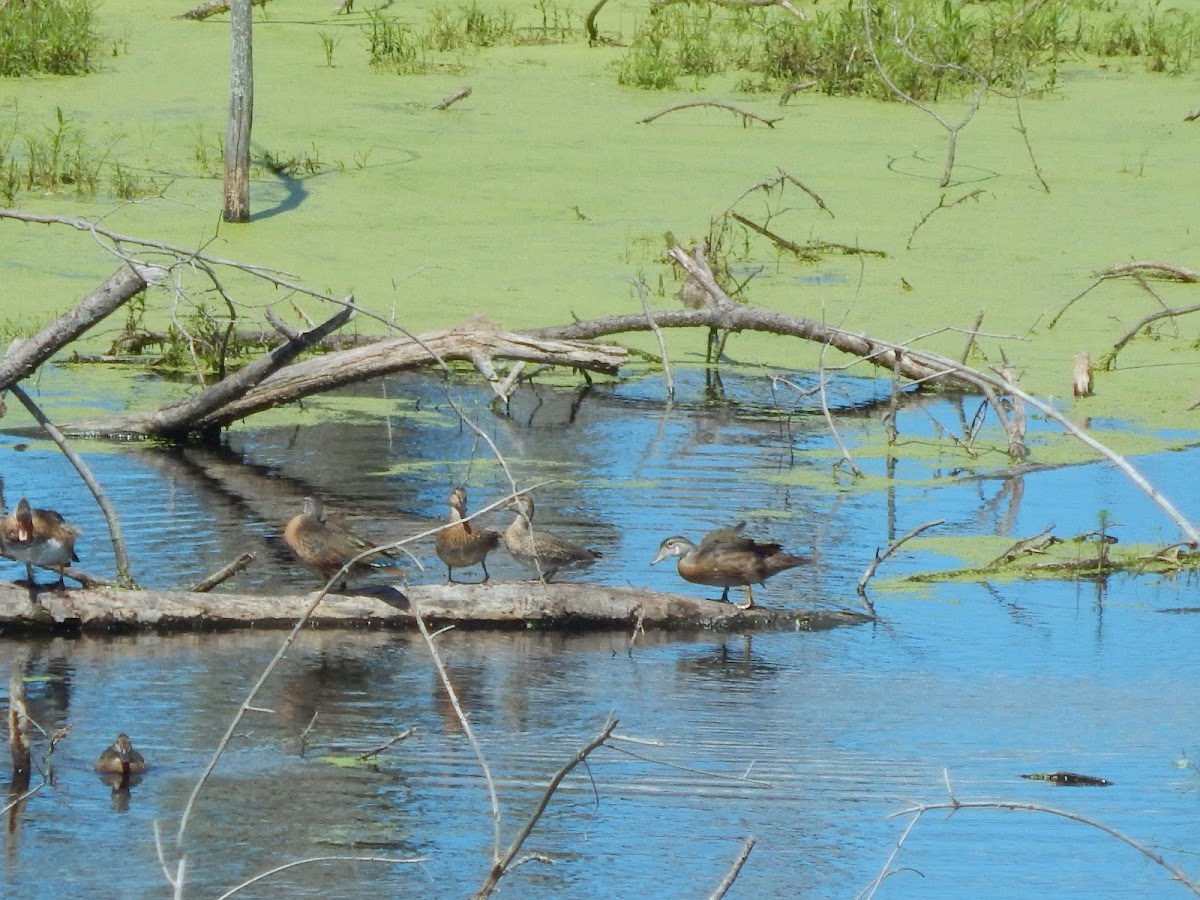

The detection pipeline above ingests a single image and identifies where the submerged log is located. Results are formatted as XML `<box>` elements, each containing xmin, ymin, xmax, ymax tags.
<box><xmin>0</xmin><ymin>581</ymin><xmax>870</xmax><ymax>633</ymax></box>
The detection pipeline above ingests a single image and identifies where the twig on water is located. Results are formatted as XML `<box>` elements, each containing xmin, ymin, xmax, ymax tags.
<box><xmin>357</xmin><ymin>727</ymin><xmax>415</xmax><ymax>760</ymax></box>
<box><xmin>216</xmin><ymin>855</ymin><xmax>427</xmax><ymax>900</ymax></box>
<box><xmin>857</xmin><ymin>519</ymin><xmax>944</xmax><ymax>615</ymax></box>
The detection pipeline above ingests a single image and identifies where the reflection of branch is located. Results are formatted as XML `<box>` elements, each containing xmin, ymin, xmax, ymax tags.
<box><xmin>639</xmin><ymin>101</ymin><xmax>782</xmax><ymax>128</ymax></box>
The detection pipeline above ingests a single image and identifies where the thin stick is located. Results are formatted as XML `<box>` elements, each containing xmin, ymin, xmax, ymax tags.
<box><xmin>473</xmin><ymin>716</ymin><xmax>619</xmax><ymax>899</ymax></box>
<box><xmin>0</xmin><ymin>781</ymin><xmax>44</xmax><ymax>815</ymax></box>
<box><xmin>875</xmin><ymin>799</ymin><xmax>1200</xmax><ymax>897</ymax></box>
<box><xmin>604</xmin><ymin>742</ymin><xmax>775</xmax><ymax>788</ymax></box>
<box><xmin>187</xmin><ymin>553</ymin><xmax>255</xmax><ymax>592</ymax></box>
<box><xmin>175</xmin><ymin>583</ymin><xmax>334</xmax><ymax>845</ymax></box>
<box><xmin>639</xmin><ymin>101</ymin><xmax>782</xmax><ymax>128</ymax></box>
<box><xmin>635</xmin><ymin>279</ymin><xmax>673</xmax><ymax>399</ymax></box>
<box><xmin>216</xmin><ymin>855</ymin><xmax>427</xmax><ymax>900</ymax></box>
<box><xmin>709</xmin><ymin>835</ymin><xmax>758</xmax><ymax>900</ymax></box>
<box><xmin>856</xmin><ymin>519</ymin><xmax>944</xmax><ymax>607</ymax></box>
<box><xmin>356</xmin><ymin>727</ymin><xmax>415</xmax><ymax>760</ymax></box>
<box><xmin>413</xmin><ymin>609</ymin><xmax>503</xmax><ymax>862</ymax></box>
<box><xmin>8</xmin><ymin>384</ymin><xmax>133</xmax><ymax>585</ymax></box>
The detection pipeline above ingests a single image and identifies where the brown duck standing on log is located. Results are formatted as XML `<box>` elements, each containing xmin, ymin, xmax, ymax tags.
<box><xmin>94</xmin><ymin>733</ymin><xmax>149</xmax><ymax>775</ymax></box>
<box><xmin>0</xmin><ymin>497</ymin><xmax>81</xmax><ymax>587</ymax></box>
<box><xmin>435</xmin><ymin>486</ymin><xmax>501</xmax><ymax>583</ymax></box>
<box><xmin>651</xmin><ymin>522</ymin><xmax>807</xmax><ymax>609</ymax></box>
<box><xmin>503</xmin><ymin>494</ymin><xmax>601</xmax><ymax>583</ymax></box>
<box><xmin>283</xmin><ymin>496</ymin><xmax>405</xmax><ymax>588</ymax></box>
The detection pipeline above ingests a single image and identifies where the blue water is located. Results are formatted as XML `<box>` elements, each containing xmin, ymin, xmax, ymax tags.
<box><xmin>1</xmin><ymin>366</ymin><xmax>1199</xmax><ymax>898</ymax></box>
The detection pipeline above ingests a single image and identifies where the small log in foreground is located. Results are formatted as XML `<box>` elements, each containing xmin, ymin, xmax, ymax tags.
<box><xmin>0</xmin><ymin>581</ymin><xmax>870</xmax><ymax>633</ymax></box>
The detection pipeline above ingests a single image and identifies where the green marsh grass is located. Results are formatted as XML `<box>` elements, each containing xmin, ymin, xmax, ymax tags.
<box><xmin>0</xmin><ymin>0</ymin><xmax>99</xmax><ymax>76</ymax></box>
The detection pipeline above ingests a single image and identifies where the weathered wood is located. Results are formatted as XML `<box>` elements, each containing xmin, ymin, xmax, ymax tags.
<box><xmin>68</xmin><ymin>320</ymin><xmax>628</xmax><ymax>437</ymax></box>
<box><xmin>0</xmin><ymin>581</ymin><xmax>870</xmax><ymax>633</ymax></box>
<box><xmin>0</xmin><ymin>265</ymin><xmax>157</xmax><ymax>393</ymax></box>
<box><xmin>223</xmin><ymin>0</ymin><xmax>254</xmax><ymax>222</ymax></box>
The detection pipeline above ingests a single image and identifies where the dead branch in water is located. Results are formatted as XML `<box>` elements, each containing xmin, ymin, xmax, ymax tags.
<box><xmin>187</xmin><ymin>553</ymin><xmax>256</xmax><ymax>592</ymax></box>
<box><xmin>639</xmin><ymin>101</ymin><xmax>782</xmax><ymax>128</ymax></box>
<box><xmin>861</xmin><ymin>771</ymin><xmax>1200</xmax><ymax>899</ymax></box>
<box><xmin>856</xmin><ymin>519</ymin><xmax>943</xmax><ymax>615</ymax></box>
<box><xmin>652</xmin><ymin>0</ymin><xmax>807</xmax><ymax>21</ymax></box>
<box><xmin>178</xmin><ymin>0</ymin><xmax>268</xmax><ymax>19</ymax></box>
<box><xmin>434</xmin><ymin>86</ymin><xmax>473</xmax><ymax>110</ymax></box>
<box><xmin>1047</xmin><ymin>260</ymin><xmax>1200</xmax><ymax>330</ymax></box>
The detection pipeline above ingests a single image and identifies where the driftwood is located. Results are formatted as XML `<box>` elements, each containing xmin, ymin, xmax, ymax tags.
<box><xmin>434</xmin><ymin>87</ymin><xmax>473</xmax><ymax>110</ymax></box>
<box><xmin>67</xmin><ymin>319</ymin><xmax>627</xmax><ymax>438</ymax></box>
<box><xmin>178</xmin><ymin>0</ymin><xmax>268</xmax><ymax>20</ymax></box>
<box><xmin>0</xmin><ymin>581</ymin><xmax>871</xmax><ymax>633</ymax></box>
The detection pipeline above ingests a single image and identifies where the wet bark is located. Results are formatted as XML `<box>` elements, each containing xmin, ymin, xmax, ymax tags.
<box><xmin>0</xmin><ymin>581</ymin><xmax>870</xmax><ymax>633</ymax></box>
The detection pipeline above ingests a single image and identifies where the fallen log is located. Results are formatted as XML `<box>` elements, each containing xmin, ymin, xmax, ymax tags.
<box><xmin>0</xmin><ymin>581</ymin><xmax>871</xmax><ymax>633</ymax></box>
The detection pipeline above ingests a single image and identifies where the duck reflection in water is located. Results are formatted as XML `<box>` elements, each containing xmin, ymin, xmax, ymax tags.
<box><xmin>283</xmin><ymin>496</ymin><xmax>406</xmax><ymax>589</ymax></box>
<box><xmin>651</xmin><ymin>522</ymin><xmax>807</xmax><ymax>609</ymax></box>
<box><xmin>0</xmin><ymin>497</ymin><xmax>81</xmax><ymax>588</ymax></box>
<box><xmin>435</xmin><ymin>486</ymin><xmax>501</xmax><ymax>583</ymax></box>
<box><xmin>95</xmin><ymin>733</ymin><xmax>148</xmax><ymax>803</ymax></box>
<box><xmin>503</xmin><ymin>494</ymin><xmax>600</xmax><ymax>583</ymax></box>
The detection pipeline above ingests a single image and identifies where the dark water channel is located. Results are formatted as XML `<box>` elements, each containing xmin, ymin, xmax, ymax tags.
<box><xmin>2</xmin><ymin>366</ymin><xmax>1200</xmax><ymax>898</ymax></box>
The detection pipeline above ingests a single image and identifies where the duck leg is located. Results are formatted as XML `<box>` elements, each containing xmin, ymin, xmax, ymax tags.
<box><xmin>480</xmin><ymin>560</ymin><xmax>491</xmax><ymax>584</ymax></box>
<box><xmin>736</xmin><ymin>585</ymin><xmax>755</xmax><ymax>610</ymax></box>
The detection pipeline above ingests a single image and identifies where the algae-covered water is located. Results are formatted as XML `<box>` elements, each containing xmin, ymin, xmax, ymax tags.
<box><xmin>3</xmin><ymin>0</ymin><xmax>1200</xmax><ymax>896</ymax></box>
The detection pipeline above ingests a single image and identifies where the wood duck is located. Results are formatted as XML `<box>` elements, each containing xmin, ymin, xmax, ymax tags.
<box><xmin>503</xmin><ymin>494</ymin><xmax>600</xmax><ymax>583</ymax></box>
<box><xmin>0</xmin><ymin>497</ymin><xmax>80</xmax><ymax>587</ymax></box>
<box><xmin>435</xmin><ymin>486</ymin><xmax>501</xmax><ymax>583</ymax></box>
<box><xmin>94</xmin><ymin>733</ymin><xmax>149</xmax><ymax>775</ymax></box>
<box><xmin>651</xmin><ymin>522</ymin><xmax>807</xmax><ymax>609</ymax></box>
<box><xmin>283</xmin><ymin>496</ymin><xmax>404</xmax><ymax>587</ymax></box>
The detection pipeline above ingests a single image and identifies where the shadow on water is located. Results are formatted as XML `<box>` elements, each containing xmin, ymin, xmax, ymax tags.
<box><xmin>2</xmin><ymin>367</ymin><xmax>1200</xmax><ymax>896</ymax></box>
